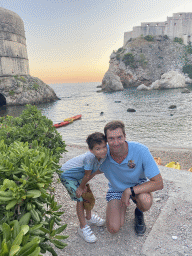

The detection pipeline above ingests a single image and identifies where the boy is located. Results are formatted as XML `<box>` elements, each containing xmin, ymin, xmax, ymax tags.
<box><xmin>60</xmin><ymin>132</ymin><xmax>107</xmax><ymax>243</ymax></box>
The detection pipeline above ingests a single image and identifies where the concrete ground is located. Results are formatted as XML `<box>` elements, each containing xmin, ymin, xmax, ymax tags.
<box><xmin>49</xmin><ymin>145</ymin><xmax>192</xmax><ymax>256</ymax></box>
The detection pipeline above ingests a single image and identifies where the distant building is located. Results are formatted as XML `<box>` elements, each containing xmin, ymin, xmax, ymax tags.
<box><xmin>124</xmin><ymin>13</ymin><xmax>192</xmax><ymax>46</ymax></box>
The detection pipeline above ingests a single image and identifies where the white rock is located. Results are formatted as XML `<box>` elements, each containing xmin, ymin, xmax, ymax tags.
<box><xmin>102</xmin><ymin>71</ymin><xmax>124</xmax><ymax>92</ymax></box>
<box><xmin>137</xmin><ymin>84</ymin><xmax>150</xmax><ymax>90</ymax></box>
<box><xmin>150</xmin><ymin>71</ymin><xmax>186</xmax><ymax>89</ymax></box>
<box><xmin>185</xmin><ymin>76</ymin><xmax>192</xmax><ymax>84</ymax></box>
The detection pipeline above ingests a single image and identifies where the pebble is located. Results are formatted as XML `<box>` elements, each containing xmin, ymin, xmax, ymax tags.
<box><xmin>172</xmin><ymin>236</ymin><xmax>178</xmax><ymax>240</ymax></box>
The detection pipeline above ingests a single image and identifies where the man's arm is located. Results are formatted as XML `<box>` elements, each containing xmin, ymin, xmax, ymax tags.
<box><xmin>121</xmin><ymin>173</ymin><xmax>163</xmax><ymax>206</ymax></box>
<box><xmin>134</xmin><ymin>173</ymin><xmax>163</xmax><ymax>194</ymax></box>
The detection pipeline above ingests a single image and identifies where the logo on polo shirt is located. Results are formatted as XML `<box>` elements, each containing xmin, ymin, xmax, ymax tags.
<box><xmin>128</xmin><ymin>160</ymin><xmax>136</xmax><ymax>168</ymax></box>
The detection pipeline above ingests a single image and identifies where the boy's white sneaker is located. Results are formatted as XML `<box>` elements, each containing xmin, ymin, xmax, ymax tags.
<box><xmin>86</xmin><ymin>214</ymin><xmax>105</xmax><ymax>227</ymax></box>
<box><xmin>78</xmin><ymin>225</ymin><xmax>97</xmax><ymax>243</ymax></box>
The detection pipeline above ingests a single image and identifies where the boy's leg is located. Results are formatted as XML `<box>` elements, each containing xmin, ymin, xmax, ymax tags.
<box><xmin>76</xmin><ymin>201</ymin><xmax>86</xmax><ymax>228</ymax></box>
<box><xmin>106</xmin><ymin>199</ymin><xmax>127</xmax><ymax>234</ymax></box>
<box><xmin>85</xmin><ymin>209</ymin><xmax>91</xmax><ymax>220</ymax></box>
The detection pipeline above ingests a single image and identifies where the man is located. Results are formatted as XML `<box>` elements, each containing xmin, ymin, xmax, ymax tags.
<box><xmin>99</xmin><ymin>121</ymin><xmax>163</xmax><ymax>236</ymax></box>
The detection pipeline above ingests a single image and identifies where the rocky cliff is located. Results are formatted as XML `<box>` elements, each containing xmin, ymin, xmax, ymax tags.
<box><xmin>0</xmin><ymin>75</ymin><xmax>59</xmax><ymax>106</ymax></box>
<box><xmin>101</xmin><ymin>35</ymin><xmax>192</xmax><ymax>92</ymax></box>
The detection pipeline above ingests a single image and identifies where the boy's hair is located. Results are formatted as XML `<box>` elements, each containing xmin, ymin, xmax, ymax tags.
<box><xmin>86</xmin><ymin>132</ymin><xmax>107</xmax><ymax>150</ymax></box>
<box><xmin>104</xmin><ymin>120</ymin><xmax>125</xmax><ymax>137</ymax></box>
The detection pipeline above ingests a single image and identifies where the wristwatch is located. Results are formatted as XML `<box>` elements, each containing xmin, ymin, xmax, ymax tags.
<box><xmin>130</xmin><ymin>187</ymin><xmax>135</xmax><ymax>197</ymax></box>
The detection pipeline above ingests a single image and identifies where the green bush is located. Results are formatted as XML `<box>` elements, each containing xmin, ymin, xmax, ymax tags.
<box><xmin>163</xmin><ymin>35</ymin><xmax>169</xmax><ymax>40</ymax></box>
<box><xmin>0</xmin><ymin>105</ymin><xmax>66</xmax><ymax>160</ymax></box>
<box><xmin>33</xmin><ymin>83</ymin><xmax>39</xmax><ymax>90</ymax></box>
<box><xmin>0</xmin><ymin>105</ymin><xmax>68</xmax><ymax>256</ymax></box>
<box><xmin>122</xmin><ymin>53</ymin><xmax>135</xmax><ymax>68</ymax></box>
<box><xmin>183</xmin><ymin>64</ymin><xmax>192</xmax><ymax>79</ymax></box>
<box><xmin>9</xmin><ymin>90</ymin><xmax>15</xmax><ymax>96</ymax></box>
<box><xmin>117</xmin><ymin>47</ymin><xmax>124</xmax><ymax>53</ymax></box>
<box><xmin>144</xmin><ymin>35</ymin><xmax>154</xmax><ymax>42</ymax></box>
<box><xmin>139</xmin><ymin>54</ymin><xmax>148</xmax><ymax>68</ymax></box>
<box><xmin>174</xmin><ymin>37</ymin><xmax>183</xmax><ymax>44</ymax></box>
<box><xmin>186</xmin><ymin>43</ymin><xmax>192</xmax><ymax>54</ymax></box>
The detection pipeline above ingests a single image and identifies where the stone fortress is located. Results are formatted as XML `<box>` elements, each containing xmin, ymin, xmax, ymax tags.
<box><xmin>0</xmin><ymin>7</ymin><xmax>29</xmax><ymax>77</ymax></box>
<box><xmin>0</xmin><ymin>7</ymin><xmax>58</xmax><ymax>106</ymax></box>
<box><xmin>124</xmin><ymin>12</ymin><xmax>192</xmax><ymax>46</ymax></box>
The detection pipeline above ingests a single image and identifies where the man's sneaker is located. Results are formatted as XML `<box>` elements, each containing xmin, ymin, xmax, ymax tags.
<box><xmin>78</xmin><ymin>225</ymin><xmax>97</xmax><ymax>243</ymax></box>
<box><xmin>134</xmin><ymin>208</ymin><xmax>146</xmax><ymax>236</ymax></box>
<box><xmin>86</xmin><ymin>214</ymin><xmax>105</xmax><ymax>227</ymax></box>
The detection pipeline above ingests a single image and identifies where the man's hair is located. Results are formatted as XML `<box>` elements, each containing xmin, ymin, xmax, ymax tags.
<box><xmin>86</xmin><ymin>132</ymin><xmax>107</xmax><ymax>150</ymax></box>
<box><xmin>104</xmin><ymin>120</ymin><xmax>125</xmax><ymax>137</ymax></box>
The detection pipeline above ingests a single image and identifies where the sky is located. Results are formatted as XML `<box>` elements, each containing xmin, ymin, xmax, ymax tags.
<box><xmin>1</xmin><ymin>0</ymin><xmax>192</xmax><ymax>84</ymax></box>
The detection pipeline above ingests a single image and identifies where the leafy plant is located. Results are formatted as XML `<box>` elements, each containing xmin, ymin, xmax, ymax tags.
<box><xmin>116</xmin><ymin>54</ymin><xmax>121</xmax><ymax>60</ymax></box>
<box><xmin>9</xmin><ymin>90</ymin><xmax>15</xmax><ymax>96</ymax></box>
<box><xmin>144</xmin><ymin>35</ymin><xmax>154</xmax><ymax>41</ymax></box>
<box><xmin>183</xmin><ymin>64</ymin><xmax>192</xmax><ymax>78</ymax></box>
<box><xmin>19</xmin><ymin>76</ymin><xmax>26</xmax><ymax>82</ymax></box>
<box><xmin>33</xmin><ymin>83</ymin><xmax>39</xmax><ymax>90</ymax></box>
<box><xmin>163</xmin><ymin>35</ymin><xmax>169</xmax><ymax>40</ymax></box>
<box><xmin>186</xmin><ymin>43</ymin><xmax>192</xmax><ymax>54</ymax></box>
<box><xmin>117</xmin><ymin>47</ymin><xmax>123</xmax><ymax>53</ymax></box>
<box><xmin>0</xmin><ymin>105</ymin><xmax>68</xmax><ymax>255</ymax></box>
<box><xmin>174</xmin><ymin>37</ymin><xmax>183</xmax><ymax>44</ymax></box>
<box><xmin>0</xmin><ymin>105</ymin><xmax>66</xmax><ymax>160</ymax></box>
<box><xmin>139</xmin><ymin>54</ymin><xmax>148</xmax><ymax>68</ymax></box>
<box><xmin>122</xmin><ymin>53</ymin><xmax>136</xmax><ymax>68</ymax></box>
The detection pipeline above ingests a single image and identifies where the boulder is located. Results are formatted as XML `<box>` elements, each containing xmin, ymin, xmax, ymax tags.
<box><xmin>137</xmin><ymin>84</ymin><xmax>151</xmax><ymax>91</ymax></box>
<box><xmin>181</xmin><ymin>88</ymin><xmax>190</xmax><ymax>93</ymax></box>
<box><xmin>127</xmin><ymin>108</ymin><xmax>136</xmax><ymax>112</ymax></box>
<box><xmin>101</xmin><ymin>71</ymin><xmax>124</xmax><ymax>92</ymax></box>
<box><xmin>150</xmin><ymin>71</ymin><xmax>186</xmax><ymax>89</ymax></box>
<box><xmin>168</xmin><ymin>105</ymin><xmax>177</xmax><ymax>109</ymax></box>
<box><xmin>185</xmin><ymin>76</ymin><xmax>192</xmax><ymax>84</ymax></box>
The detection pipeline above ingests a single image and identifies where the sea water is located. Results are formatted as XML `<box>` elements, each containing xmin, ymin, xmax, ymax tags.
<box><xmin>1</xmin><ymin>82</ymin><xmax>192</xmax><ymax>149</ymax></box>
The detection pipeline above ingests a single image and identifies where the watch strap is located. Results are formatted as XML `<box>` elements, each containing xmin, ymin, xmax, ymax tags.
<box><xmin>130</xmin><ymin>187</ymin><xmax>135</xmax><ymax>197</ymax></box>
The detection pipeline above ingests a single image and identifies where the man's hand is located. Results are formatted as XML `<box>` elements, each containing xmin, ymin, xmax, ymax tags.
<box><xmin>121</xmin><ymin>187</ymin><xmax>131</xmax><ymax>206</ymax></box>
<box><xmin>76</xmin><ymin>186</ymin><xmax>87</xmax><ymax>198</ymax></box>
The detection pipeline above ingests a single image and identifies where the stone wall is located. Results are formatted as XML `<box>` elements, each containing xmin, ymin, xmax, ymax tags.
<box><xmin>124</xmin><ymin>12</ymin><xmax>192</xmax><ymax>46</ymax></box>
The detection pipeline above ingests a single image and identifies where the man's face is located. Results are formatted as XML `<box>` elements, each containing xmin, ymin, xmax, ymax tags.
<box><xmin>106</xmin><ymin>128</ymin><xmax>126</xmax><ymax>154</ymax></box>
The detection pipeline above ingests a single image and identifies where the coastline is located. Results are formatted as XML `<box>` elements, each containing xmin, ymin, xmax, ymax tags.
<box><xmin>65</xmin><ymin>143</ymin><xmax>192</xmax><ymax>171</ymax></box>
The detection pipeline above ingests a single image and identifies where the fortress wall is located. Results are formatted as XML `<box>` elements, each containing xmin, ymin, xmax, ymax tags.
<box><xmin>0</xmin><ymin>7</ymin><xmax>29</xmax><ymax>76</ymax></box>
<box><xmin>124</xmin><ymin>12</ymin><xmax>192</xmax><ymax>45</ymax></box>
<box><xmin>0</xmin><ymin>57</ymin><xmax>29</xmax><ymax>76</ymax></box>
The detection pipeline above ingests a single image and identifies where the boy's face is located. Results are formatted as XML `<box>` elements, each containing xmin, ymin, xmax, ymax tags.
<box><xmin>90</xmin><ymin>141</ymin><xmax>107</xmax><ymax>160</ymax></box>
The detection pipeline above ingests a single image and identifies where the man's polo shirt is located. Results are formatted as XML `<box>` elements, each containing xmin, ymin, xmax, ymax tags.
<box><xmin>99</xmin><ymin>141</ymin><xmax>160</xmax><ymax>191</ymax></box>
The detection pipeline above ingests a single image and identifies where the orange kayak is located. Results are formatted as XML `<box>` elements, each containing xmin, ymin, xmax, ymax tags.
<box><xmin>53</xmin><ymin>114</ymin><xmax>82</xmax><ymax>128</ymax></box>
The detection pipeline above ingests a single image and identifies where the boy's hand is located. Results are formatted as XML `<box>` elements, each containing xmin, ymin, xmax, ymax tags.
<box><xmin>76</xmin><ymin>186</ymin><xmax>86</xmax><ymax>198</ymax></box>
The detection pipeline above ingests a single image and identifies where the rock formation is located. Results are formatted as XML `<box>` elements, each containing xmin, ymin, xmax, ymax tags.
<box><xmin>101</xmin><ymin>35</ymin><xmax>192</xmax><ymax>92</ymax></box>
<box><xmin>0</xmin><ymin>7</ymin><xmax>58</xmax><ymax>106</ymax></box>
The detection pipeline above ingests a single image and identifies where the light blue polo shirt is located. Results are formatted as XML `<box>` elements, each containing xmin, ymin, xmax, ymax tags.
<box><xmin>99</xmin><ymin>141</ymin><xmax>160</xmax><ymax>192</ymax></box>
<box><xmin>61</xmin><ymin>151</ymin><xmax>106</xmax><ymax>181</ymax></box>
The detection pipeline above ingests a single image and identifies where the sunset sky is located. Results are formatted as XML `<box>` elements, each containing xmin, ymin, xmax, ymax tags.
<box><xmin>1</xmin><ymin>0</ymin><xmax>192</xmax><ymax>84</ymax></box>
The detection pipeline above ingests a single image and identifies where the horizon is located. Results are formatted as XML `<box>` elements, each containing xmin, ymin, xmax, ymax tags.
<box><xmin>1</xmin><ymin>0</ymin><xmax>192</xmax><ymax>84</ymax></box>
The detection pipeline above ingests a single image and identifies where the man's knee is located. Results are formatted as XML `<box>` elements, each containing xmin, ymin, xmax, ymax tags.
<box><xmin>106</xmin><ymin>221</ymin><xmax>121</xmax><ymax>234</ymax></box>
<box><xmin>136</xmin><ymin>193</ymin><xmax>153</xmax><ymax>211</ymax></box>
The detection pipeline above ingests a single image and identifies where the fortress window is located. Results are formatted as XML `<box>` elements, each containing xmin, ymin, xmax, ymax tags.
<box><xmin>174</xmin><ymin>23</ymin><xmax>177</xmax><ymax>26</ymax></box>
<box><xmin>147</xmin><ymin>24</ymin><xmax>149</xmax><ymax>26</ymax></box>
